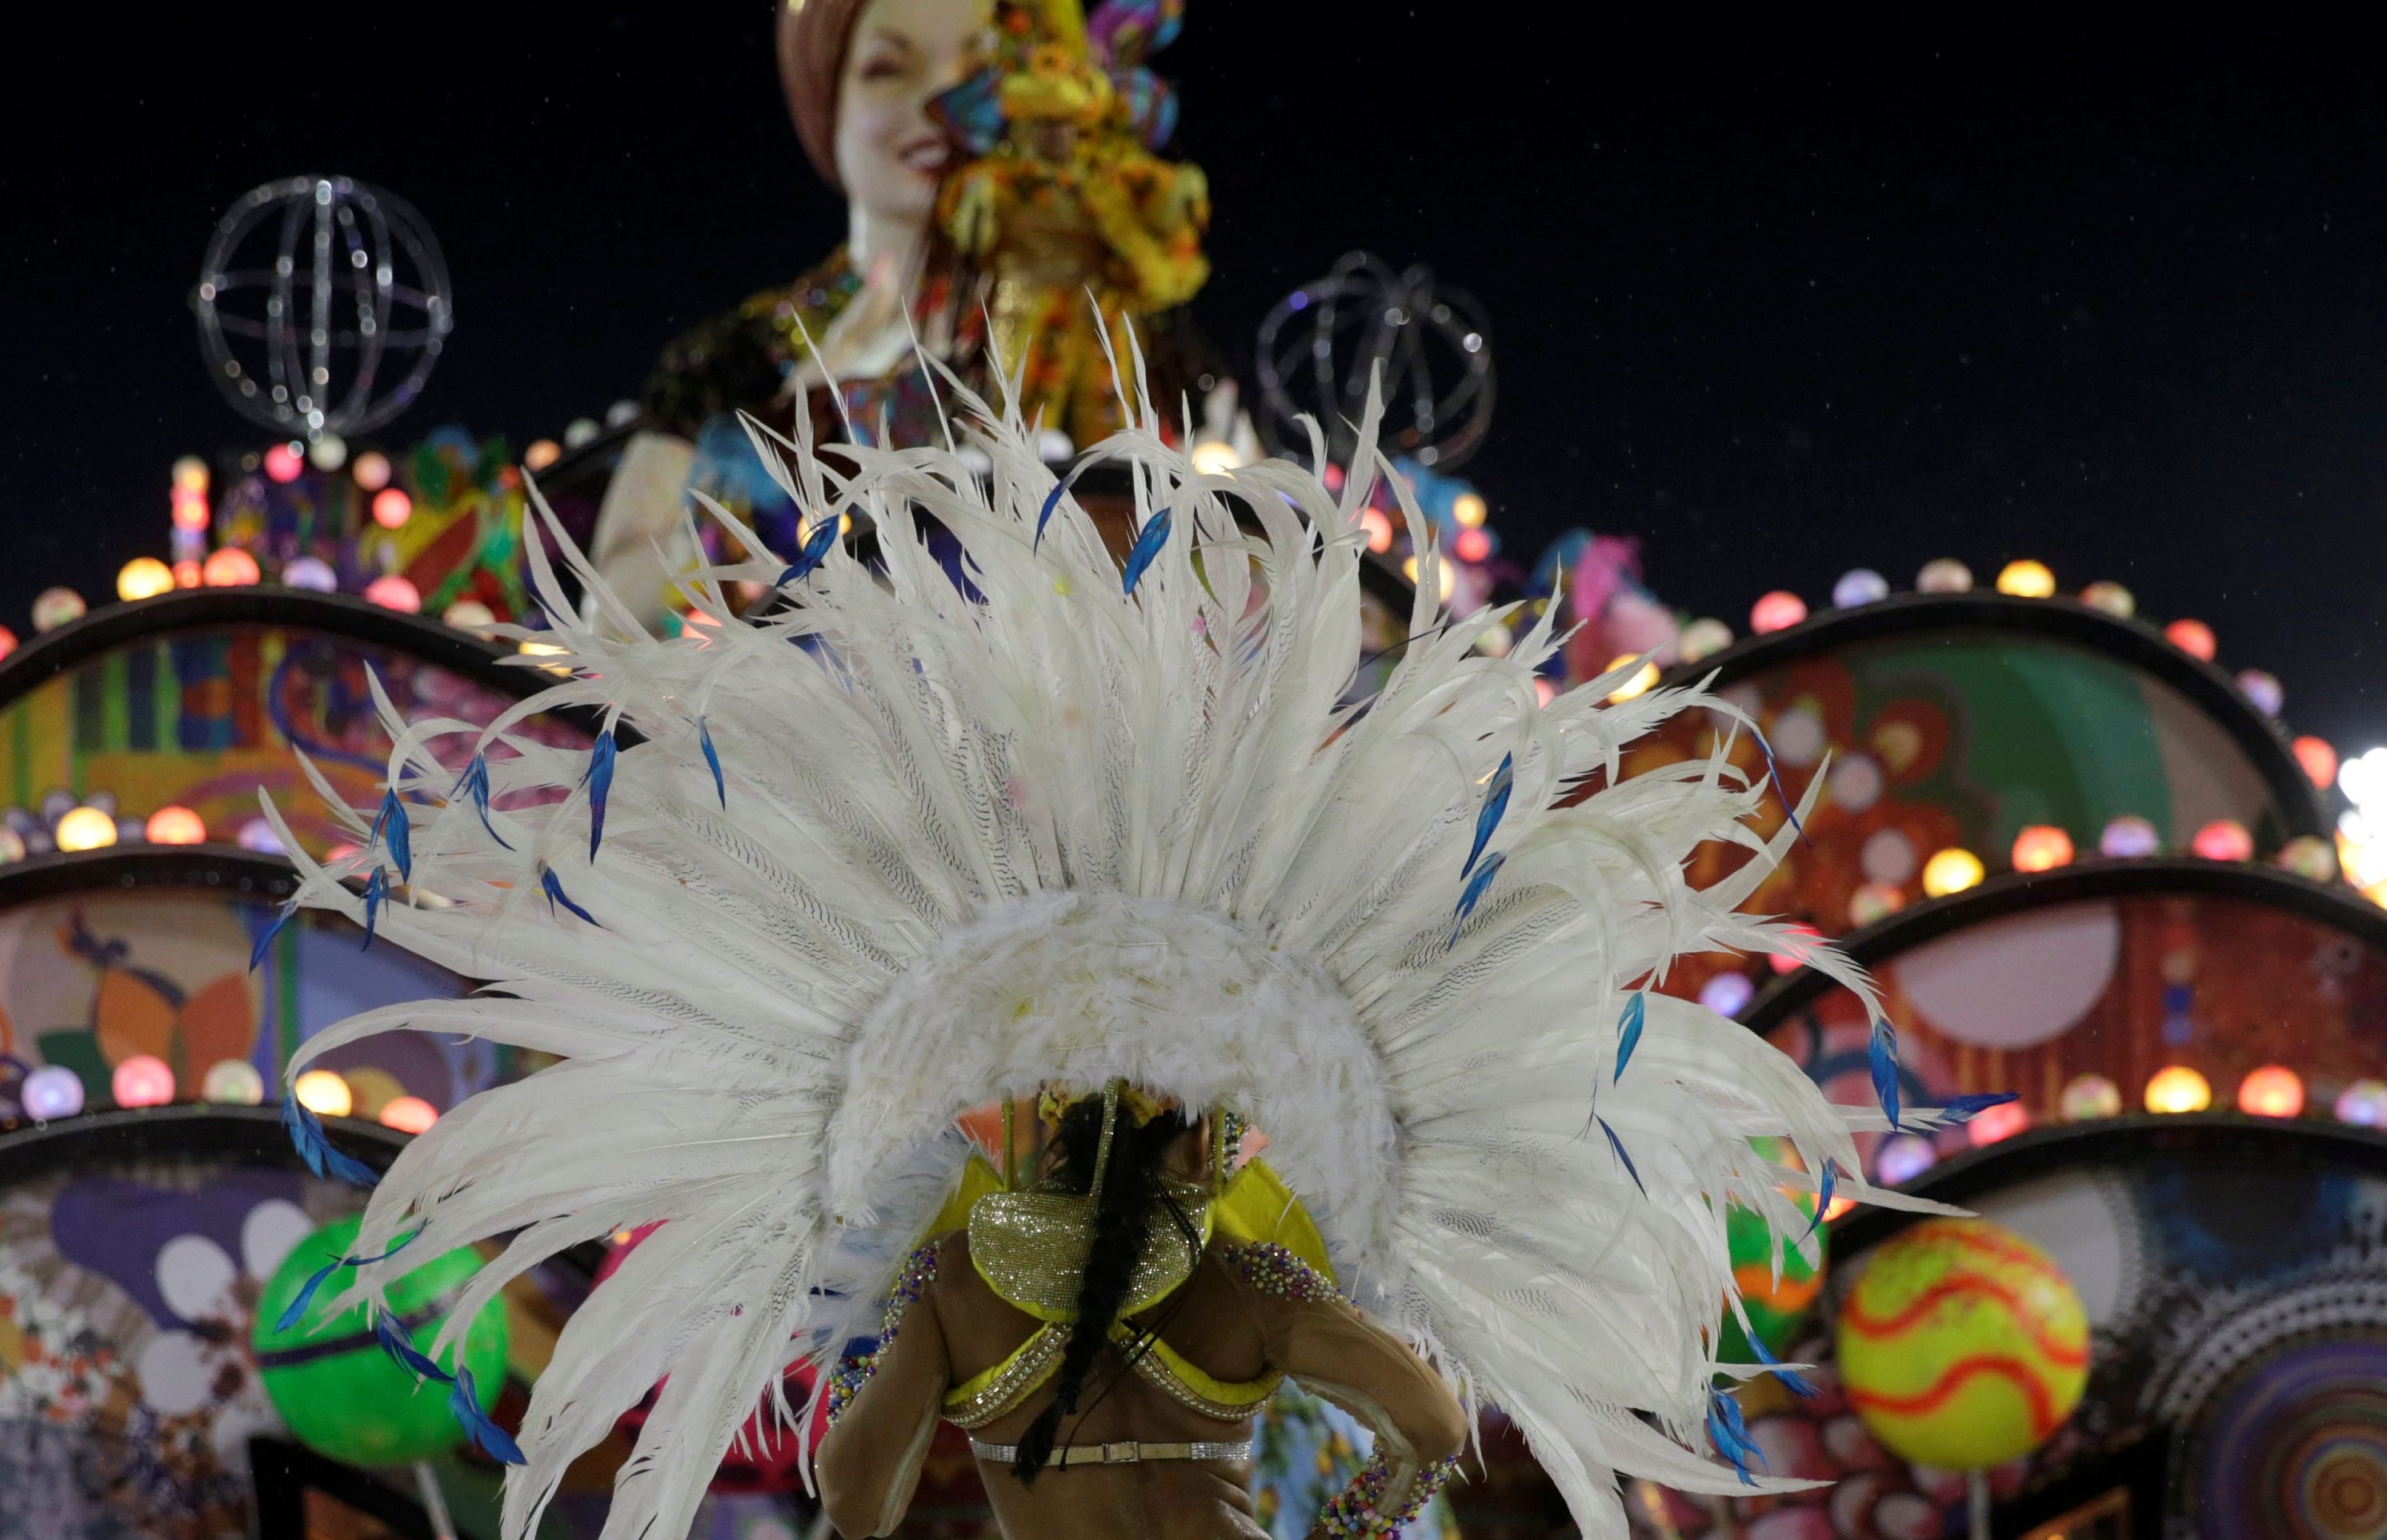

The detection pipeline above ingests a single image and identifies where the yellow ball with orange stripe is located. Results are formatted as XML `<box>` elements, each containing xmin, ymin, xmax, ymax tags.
<box><xmin>1836</xmin><ymin>1218</ymin><xmax>2089</xmax><ymax>1470</ymax></box>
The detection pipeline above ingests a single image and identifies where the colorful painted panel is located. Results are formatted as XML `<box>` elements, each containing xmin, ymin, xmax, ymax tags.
<box><xmin>0</xmin><ymin>623</ymin><xmax>584</xmax><ymax>858</ymax></box>
<box><xmin>1624</xmin><ymin>631</ymin><xmax>2292</xmax><ymax>946</ymax></box>
<box><xmin>0</xmin><ymin>892</ymin><xmax>501</xmax><ymax>1117</ymax></box>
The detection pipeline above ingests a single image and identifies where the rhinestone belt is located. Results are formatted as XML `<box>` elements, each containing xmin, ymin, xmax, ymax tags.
<box><xmin>966</xmin><ymin>1438</ymin><xmax>1254</xmax><ymax>1466</ymax></box>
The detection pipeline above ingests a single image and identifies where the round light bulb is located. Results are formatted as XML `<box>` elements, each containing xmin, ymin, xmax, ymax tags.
<box><xmin>379</xmin><ymin>1095</ymin><xmax>439</xmax><ymax>1134</ymax></box>
<box><xmin>144</xmin><ymin>806</ymin><xmax>207</xmax><ymax>845</ymax></box>
<box><xmin>111</xmin><ymin>1054</ymin><xmax>175</xmax><ymax>1109</ymax></box>
<box><xmin>293</xmin><ymin>1070</ymin><xmax>354</xmax><ymax>1119</ymax></box>
<box><xmin>2145</xmin><ymin>1066</ymin><xmax>2213</xmax><ymax>1114</ymax></box>
<box><xmin>2237</xmin><ymin>1066</ymin><xmax>2304</xmax><ymax>1118</ymax></box>
<box><xmin>1920</xmin><ymin>846</ymin><xmax>1985</xmax><ymax>897</ymax></box>
<box><xmin>22</xmin><ymin>1065</ymin><xmax>86</xmax><ymax>1120</ymax></box>
<box><xmin>201</xmin><ymin>1058</ymin><xmax>266</xmax><ymax>1106</ymax></box>
<box><xmin>54</xmin><ymin>806</ymin><xmax>118</xmax><ymax>852</ymax></box>
<box><xmin>1994</xmin><ymin>559</ymin><xmax>2056</xmax><ymax>598</ymax></box>
<box><xmin>116</xmin><ymin>558</ymin><xmax>175</xmax><ymax>602</ymax></box>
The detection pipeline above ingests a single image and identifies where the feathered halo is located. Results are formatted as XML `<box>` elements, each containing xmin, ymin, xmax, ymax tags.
<box><xmin>260</xmin><ymin>346</ymin><xmax>2004</xmax><ymax>1540</ymax></box>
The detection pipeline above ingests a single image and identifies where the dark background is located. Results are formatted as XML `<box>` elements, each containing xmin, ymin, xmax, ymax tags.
<box><xmin>6</xmin><ymin>7</ymin><xmax>2382</xmax><ymax>751</ymax></box>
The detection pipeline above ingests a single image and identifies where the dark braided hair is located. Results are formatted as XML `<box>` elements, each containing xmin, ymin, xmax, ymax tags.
<box><xmin>1010</xmin><ymin>1092</ymin><xmax>1201</xmax><ymax>1482</ymax></box>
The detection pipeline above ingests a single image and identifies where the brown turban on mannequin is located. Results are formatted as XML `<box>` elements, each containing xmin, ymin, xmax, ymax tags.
<box><xmin>778</xmin><ymin>0</ymin><xmax>873</xmax><ymax>191</ymax></box>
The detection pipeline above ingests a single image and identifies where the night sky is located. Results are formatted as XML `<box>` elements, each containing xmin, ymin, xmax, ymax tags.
<box><xmin>9</xmin><ymin>7</ymin><xmax>2383</xmax><ymax>751</ymax></box>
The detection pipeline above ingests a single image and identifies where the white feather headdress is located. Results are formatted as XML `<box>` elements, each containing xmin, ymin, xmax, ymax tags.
<box><xmin>266</xmin><ymin>362</ymin><xmax>1981</xmax><ymax>1540</ymax></box>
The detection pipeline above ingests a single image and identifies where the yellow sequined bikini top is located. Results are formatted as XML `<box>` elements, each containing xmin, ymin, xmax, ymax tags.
<box><xmin>919</xmin><ymin>1149</ymin><xmax>1335</xmax><ymax>1430</ymax></box>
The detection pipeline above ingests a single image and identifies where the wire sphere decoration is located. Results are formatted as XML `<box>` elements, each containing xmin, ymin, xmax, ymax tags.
<box><xmin>194</xmin><ymin>175</ymin><xmax>453</xmax><ymax>440</ymax></box>
<box><xmin>1254</xmin><ymin>252</ymin><xmax>1495</xmax><ymax>472</ymax></box>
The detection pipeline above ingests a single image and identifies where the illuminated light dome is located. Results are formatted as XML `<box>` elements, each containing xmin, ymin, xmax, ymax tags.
<box><xmin>307</xmin><ymin>432</ymin><xmax>348</xmax><ymax>471</ymax></box>
<box><xmin>111</xmin><ymin>1055</ymin><xmax>175</xmax><ymax>1109</ymax></box>
<box><xmin>0</xmin><ymin>626</ymin><xmax>15</xmax><ymax>662</ymax></box>
<box><xmin>364</xmin><ymin>574</ymin><xmax>423</xmax><ymax>614</ymax></box>
<box><xmin>172</xmin><ymin>454</ymin><xmax>210</xmax><ymax>492</ymax></box>
<box><xmin>2100</xmin><ymin>814</ymin><xmax>2161</xmax><ymax>858</ymax></box>
<box><xmin>2337</xmin><ymin>1079</ymin><xmax>2387</xmax><ymax>1127</ymax></box>
<box><xmin>293</xmin><ymin>1070</ymin><xmax>354</xmax><ymax>1119</ymax></box>
<box><xmin>2165</xmin><ymin>618</ymin><xmax>2217</xmax><ymax>661</ymax></box>
<box><xmin>1451</xmin><ymin>491</ymin><xmax>1488</xmax><ymax>529</ymax></box>
<box><xmin>370</xmin><ymin>487</ymin><xmax>413</xmax><ymax>530</ymax></box>
<box><xmin>0</xmin><ymin>827</ymin><xmax>23</xmax><ymax>863</ymax></box>
<box><xmin>1766</xmin><ymin>924</ymin><xmax>1821</xmax><ymax>975</ymax></box>
<box><xmin>32</xmin><ymin>586</ymin><xmax>86</xmax><ymax>632</ymax></box>
<box><xmin>144</xmin><ymin>806</ymin><xmax>206</xmax><ymax>845</ymax></box>
<box><xmin>564</xmin><ymin>417</ymin><xmax>602</xmax><ymax>448</ymax></box>
<box><xmin>1847</xmin><ymin>882</ymin><xmax>1906</xmax><ymax>928</ymax></box>
<box><xmin>115</xmin><ymin>557</ymin><xmax>174</xmax><ymax>602</ymax></box>
<box><xmin>172</xmin><ymin>560</ymin><xmax>202</xmax><ymax>589</ymax></box>
<box><xmin>2289</xmin><ymin>736</ymin><xmax>2338</xmax><ymax>790</ymax></box>
<box><xmin>2059</xmin><ymin>1074</ymin><xmax>2123</xmax><ymax>1121</ymax></box>
<box><xmin>1676</xmin><ymin>618</ymin><xmax>1732</xmax><ymax>664</ymax></box>
<box><xmin>1452</xmin><ymin>527</ymin><xmax>1492</xmax><ymax>563</ymax></box>
<box><xmin>2237</xmin><ymin>1065</ymin><xmax>2304</xmax><ymax>1118</ymax></box>
<box><xmin>282</xmin><ymin>556</ymin><xmax>337</xmax><ymax>592</ymax></box>
<box><xmin>2276</xmin><ymin>834</ymin><xmax>2337</xmax><ymax>882</ymax></box>
<box><xmin>234</xmin><ymin>818</ymin><xmax>286</xmax><ymax>854</ymax></box>
<box><xmin>1966</xmin><ymin>1098</ymin><xmax>2031</xmax><ymax>1146</ymax></box>
<box><xmin>1188</xmin><ymin>439</ymin><xmax>1242</xmax><ymax>475</ymax></box>
<box><xmin>2010</xmin><ymin>825</ymin><xmax>2075</xmax><ymax>874</ymax></box>
<box><xmin>1874</xmin><ymin>1134</ymin><xmax>1938</xmax><ymax>1186</ymax></box>
<box><xmin>523</xmin><ymin>438</ymin><xmax>564</xmax><ymax>472</ymax></box>
<box><xmin>54</xmin><ymin>806</ymin><xmax>118</xmax><ymax>852</ymax></box>
<box><xmin>1832</xmin><ymin>568</ymin><xmax>1890</xmax><ymax>608</ymax></box>
<box><xmin>1921</xmin><ymin>846</ymin><xmax>1985</xmax><ymax>898</ymax></box>
<box><xmin>1603</xmin><ymin>655</ymin><xmax>1660</xmax><ymax>704</ymax></box>
<box><xmin>1822</xmin><ymin>1194</ymin><xmax>1859</xmax><ymax>1223</ymax></box>
<box><xmin>1476</xmin><ymin>622</ymin><xmax>1513</xmax><ymax>658</ymax></box>
<box><xmin>444</xmin><ymin>599</ymin><xmax>498</xmax><ymax>630</ymax></box>
<box><xmin>1915</xmin><ymin>558</ymin><xmax>1974</xmax><ymax>594</ymax></box>
<box><xmin>1697</xmin><ymin>971</ymin><xmax>1755</xmax><ymax>1018</ymax></box>
<box><xmin>2192</xmin><ymin>819</ymin><xmax>2254</xmax><ymax>862</ymax></box>
<box><xmin>1358</xmin><ymin>507</ymin><xmax>1394</xmax><ymax>554</ymax></box>
<box><xmin>379</xmin><ymin>1095</ymin><xmax>440</xmax><ymax>1134</ymax></box>
<box><xmin>1749</xmin><ymin>590</ymin><xmax>1808</xmax><ymax>634</ymax></box>
<box><xmin>22</xmin><ymin>1065</ymin><xmax>85</xmax><ymax>1121</ymax></box>
<box><xmin>201</xmin><ymin>1058</ymin><xmax>265</xmax><ymax>1106</ymax></box>
<box><xmin>2236</xmin><ymin>670</ymin><xmax>2284</xmax><ymax>717</ymax></box>
<box><xmin>201</xmin><ymin>548</ymin><xmax>261</xmax><ymax>587</ymax></box>
<box><xmin>2145</xmin><ymin>1065</ymin><xmax>2213</xmax><ymax>1114</ymax></box>
<box><xmin>1994</xmin><ymin>558</ymin><xmax>2057</xmax><ymax>598</ymax></box>
<box><xmin>351</xmin><ymin>450</ymin><xmax>393</xmax><ymax>491</ymax></box>
<box><xmin>2079</xmin><ymin>580</ymin><xmax>2135</xmax><ymax>617</ymax></box>
<box><xmin>262</xmin><ymin>442</ymin><xmax>306</xmax><ymax>483</ymax></box>
<box><xmin>171</xmin><ymin>494</ymin><xmax>210</xmax><ymax>531</ymax></box>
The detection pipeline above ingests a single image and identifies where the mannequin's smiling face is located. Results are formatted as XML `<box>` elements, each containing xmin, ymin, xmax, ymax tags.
<box><xmin>834</xmin><ymin>0</ymin><xmax>985</xmax><ymax>250</ymax></box>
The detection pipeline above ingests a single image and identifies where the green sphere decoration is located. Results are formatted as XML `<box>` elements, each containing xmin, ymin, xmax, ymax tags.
<box><xmin>1716</xmin><ymin>1138</ymin><xmax>1828</xmax><ymax>1363</ymax></box>
<box><xmin>251</xmin><ymin>1214</ymin><xmax>509</xmax><ymax>1466</ymax></box>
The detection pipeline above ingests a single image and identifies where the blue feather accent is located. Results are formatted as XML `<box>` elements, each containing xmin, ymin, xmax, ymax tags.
<box><xmin>450</xmin><ymin>1368</ymin><xmax>525</xmax><ymax>1465</ymax></box>
<box><xmin>1938</xmin><ymin>1091</ymin><xmax>2021</xmax><ymax>1123</ymax></box>
<box><xmin>1446</xmin><ymin>851</ymin><xmax>1504</xmax><ymax>948</ymax></box>
<box><xmin>1614</xmin><ymin>991</ymin><xmax>1646</xmax><ymax>1082</ymax></box>
<box><xmin>582</xmin><ymin>728</ymin><xmax>618</xmax><ymax>862</ymax></box>
<box><xmin>451</xmin><ymin>754</ymin><xmax>512</xmax><ymax>850</ymax></box>
<box><xmin>361</xmin><ymin>867</ymin><xmax>386</xmax><ymax>951</ymax></box>
<box><xmin>1707</xmin><ymin>1386</ymin><xmax>1764</xmax><ymax>1483</ymax></box>
<box><xmin>775</xmin><ymin>514</ymin><xmax>840</xmax><ymax>587</ymax></box>
<box><xmin>1120</xmin><ymin>506</ymin><xmax>1172</xmax><ymax>594</ymax></box>
<box><xmin>1752</xmin><ymin>727</ymin><xmax>1813</xmax><ymax>850</ymax></box>
<box><xmin>370</xmin><ymin>791</ymin><xmax>411</xmax><ymax>884</ymax></box>
<box><xmin>1802</xmin><ymin>1161</ymin><xmax>1837</xmax><ymax>1242</ymax></box>
<box><xmin>1462</xmin><ymin>752</ymin><xmax>1513</xmax><ymax>878</ymax></box>
<box><xmin>1745</xmin><ymin>1332</ymin><xmax>1820</xmax><ymax>1398</ymax></box>
<box><xmin>1869</xmin><ymin>1018</ymin><xmax>1904</xmax><ymax>1133</ymax></box>
<box><xmin>374</xmin><ymin>1310</ymin><xmax>455</xmax><ymax>1385</ymax></box>
<box><xmin>699</xmin><ymin>718</ymin><xmax>725</xmax><ymax>807</ymax></box>
<box><xmin>539</xmin><ymin>866</ymin><xmax>599</xmax><ymax>927</ymax></box>
<box><xmin>249</xmin><ymin>901</ymin><xmax>295</xmax><ymax>973</ymax></box>
<box><xmin>1597</xmin><ymin>1115</ymin><xmax>1646</xmax><ymax>1197</ymax></box>
<box><xmin>281</xmin><ymin>1093</ymin><xmax>381</xmax><ymax>1187</ymax></box>
<box><xmin>1033</xmin><ymin>479</ymin><xmax>1070</xmax><ymax>550</ymax></box>
<box><xmin>276</xmin><ymin>1257</ymin><xmax>344</xmax><ymax>1333</ymax></box>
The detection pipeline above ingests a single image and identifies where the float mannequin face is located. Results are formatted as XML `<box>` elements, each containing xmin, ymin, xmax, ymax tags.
<box><xmin>834</xmin><ymin>0</ymin><xmax>984</xmax><ymax>262</ymax></box>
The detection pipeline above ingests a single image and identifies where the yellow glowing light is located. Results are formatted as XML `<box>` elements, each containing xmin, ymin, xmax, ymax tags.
<box><xmin>1604</xmin><ymin>654</ymin><xmax>1660</xmax><ymax>704</ymax></box>
<box><xmin>171</xmin><ymin>455</ymin><xmax>210</xmax><ymax>493</ymax></box>
<box><xmin>519</xmin><ymin>638</ymin><xmax>574</xmax><ymax>677</ymax></box>
<box><xmin>1452</xmin><ymin>491</ymin><xmax>1488</xmax><ymax>529</ymax></box>
<box><xmin>144</xmin><ymin>806</ymin><xmax>207</xmax><ymax>845</ymax></box>
<box><xmin>116</xmin><ymin>557</ymin><xmax>175</xmax><ymax>602</ymax></box>
<box><xmin>1189</xmin><ymin>439</ymin><xmax>1242</xmax><ymax>475</ymax></box>
<box><xmin>1996</xmin><ymin>559</ymin><xmax>2057</xmax><ymax>598</ymax></box>
<box><xmin>1920</xmin><ymin>846</ymin><xmax>1985</xmax><ymax>898</ymax></box>
<box><xmin>2144</xmin><ymin>1065</ymin><xmax>2212</xmax><ymax>1114</ymax></box>
<box><xmin>1401</xmin><ymin>555</ymin><xmax>1420</xmax><ymax>583</ymax></box>
<box><xmin>54</xmin><ymin>806</ymin><xmax>118</xmax><ymax>852</ymax></box>
<box><xmin>523</xmin><ymin>438</ymin><xmax>563</xmax><ymax>471</ymax></box>
<box><xmin>293</xmin><ymin>1070</ymin><xmax>354</xmax><ymax>1119</ymax></box>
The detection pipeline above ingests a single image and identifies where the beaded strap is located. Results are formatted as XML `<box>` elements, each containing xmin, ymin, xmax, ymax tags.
<box><xmin>825</xmin><ymin>1243</ymin><xmax>939</xmax><ymax>1427</ymax></box>
<box><xmin>1228</xmin><ymin>1241</ymin><xmax>1340</xmax><ymax>1303</ymax></box>
<box><xmin>1320</xmin><ymin>1449</ymin><xmax>1460</xmax><ymax>1537</ymax></box>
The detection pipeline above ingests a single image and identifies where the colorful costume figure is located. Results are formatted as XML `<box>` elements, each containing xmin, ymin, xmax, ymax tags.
<box><xmin>263</xmin><ymin>366</ymin><xmax>1994</xmax><ymax>1539</ymax></box>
